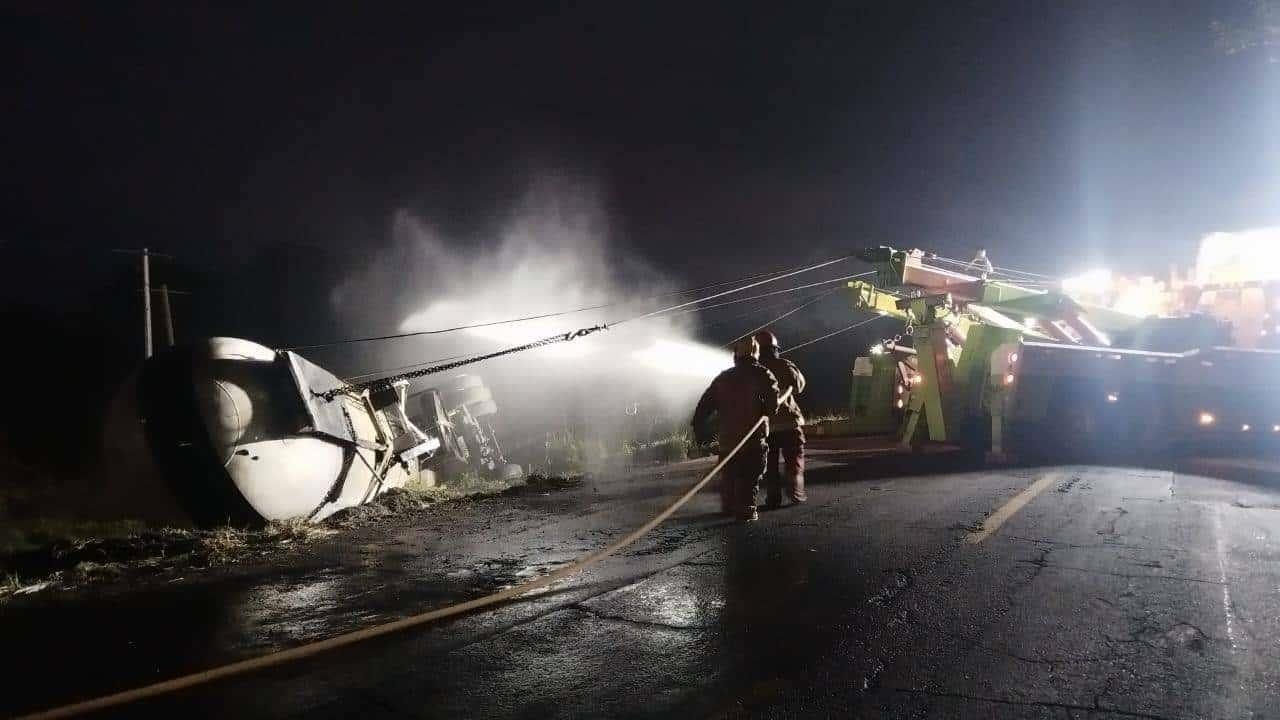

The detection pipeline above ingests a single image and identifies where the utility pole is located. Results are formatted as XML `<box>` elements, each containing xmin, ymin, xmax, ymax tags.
<box><xmin>144</xmin><ymin>285</ymin><xmax>189</xmax><ymax>347</ymax></box>
<box><xmin>142</xmin><ymin>247</ymin><xmax>152</xmax><ymax>357</ymax></box>
<box><xmin>159</xmin><ymin>283</ymin><xmax>175</xmax><ymax>347</ymax></box>
<box><xmin>113</xmin><ymin>248</ymin><xmax>173</xmax><ymax>359</ymax></box>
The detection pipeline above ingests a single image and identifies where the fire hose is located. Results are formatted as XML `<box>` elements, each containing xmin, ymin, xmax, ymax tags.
<box><xmin>21</xmin><ymin>388</ymin><xmax>790</xmax><ymax>720</ymax></box>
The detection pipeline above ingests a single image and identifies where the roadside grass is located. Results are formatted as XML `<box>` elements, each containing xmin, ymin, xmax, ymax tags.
<box><xmin>0</xmin><ymin>456</ymin><xmax>150</xmax><ymax>560</ymax></box>
<box><xmin>0</xmin><ymin>469</ymin><xmax>544</xmax><ymax>598</ymax></box>
<box><xmin>0</xmin><ymin>418</ymin><xmax>678</xmax><ymax>600</ymax></box>
<box><xmin>807</xmin><ymin>410</ymin><xmax>852</xmax><ymax>424</ymax></box>
<box><xmin>322</xmin><ymin>480</ymin><xmax>521</xmax><ymax>528</ymax></box>
<box><xmin>533</xmin><ymin>422</ymin><xmax>714</xmax><ymax>474</ymax></box>
<box><xmin>0</xmin><ymin>518</ymin><xmax>349</xmax><ymax>600</ymax></box>
<box><xmin>263</xmin><ymin>517</ymin><xmax>340</xmax><ymax>543</ymax></box>
<box><xmin>0</xmin><ymin>517</ymin><xmax>147</xmax><ymax>558</ymax></box>
<box><xmin>627</xmin><ymin>428</ymin><xmax>701</xmax><ymax>464</ymax></box>
<box><xmin>199</xmin><ymin>526</ymin><xmax>249</xmax><ymax>566</ymax></box>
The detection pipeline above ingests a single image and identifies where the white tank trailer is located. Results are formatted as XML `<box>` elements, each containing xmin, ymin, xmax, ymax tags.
<box><xmin>106</xmin><ymin>337</ymin><xmax>521</xmax><ymax>527</ymax></box>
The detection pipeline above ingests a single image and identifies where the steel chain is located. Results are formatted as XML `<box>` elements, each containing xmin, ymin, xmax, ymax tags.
<box><xmin>318</xmin><ymin>325</ymin><xmax>608</xmax><ymax>401</ymax></box>
<box><xmin>878</xmin><ymin>323</ymin><xmax>914</xmax><ymax>351</ymax></box>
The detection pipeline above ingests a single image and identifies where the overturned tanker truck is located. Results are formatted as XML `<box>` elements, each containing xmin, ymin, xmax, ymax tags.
<box><xmin>111</xmin><ymin>337</ymin><xmax>522</xmax><ymax>527</ymax></box>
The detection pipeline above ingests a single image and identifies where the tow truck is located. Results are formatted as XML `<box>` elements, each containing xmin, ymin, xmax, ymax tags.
<box><xmin>844</xmin><ymin>235</ymin><xmax>1280</xmax><ymax>461</ymax></box>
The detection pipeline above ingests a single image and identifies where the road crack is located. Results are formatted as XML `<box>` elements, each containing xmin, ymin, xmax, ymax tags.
<box><xmin>867</xmin><ymin>569</ymin><xmax>913</xmax><ymax>607</ymax></box>
<box><xmin>887</xmin><ymin>687</ymin><xmax>1183</xmax><ymax>720</ymax></box>
<box><xmin>902</xmin><ymin>607</ymin><xmax>1119</xmax><ymax>669</ymax></box>
<box><xmin>1056</xmin><ymin>475</ymin><xmax>1083</xmax><ymax>493</ymax></box>
<box><xmin>1031</xmin><ymin>563</ymin><xmax>1224</xmax><ymax>585</ymax></box>
<box><xmin>1003</xmin><ymin>535</ymin><xmax>1188</xmax><ymax>553</ymax></box>
<box><xmin>1105</xmin><ymin>621</ymin><xmax>1216</xmax><ymax>653</ymax></box>
<box><xmin>1021</xmin><ymin>545</ymin><xmax>1052</xmax><ymax>574</ymax></box>
<box><xmin>1003</xmin><ymin>542</ymin><xmax>1055</xmax><ymax>604</ymax></box>
<box><xmin>1005</xmin><ymin>650</ymin><xmax>1114</xmax><ymax>667</ymax></box>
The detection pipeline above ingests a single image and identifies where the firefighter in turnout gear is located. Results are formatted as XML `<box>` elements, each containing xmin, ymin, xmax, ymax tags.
<box><xmin>691</xmin><ymin>337</ymin><xmax>781</xmax><ymax>522</ymax></box>
<box><xmin>753</xmin><ymin>330</ymin><xmax>808</xmax><ymax>507</ymax></box>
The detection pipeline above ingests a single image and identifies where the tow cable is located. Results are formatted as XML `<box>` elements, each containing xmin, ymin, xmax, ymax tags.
<box><xmin>20</xmin><ymin>390</ymin><xmax>790</xmax><ymax>720</ymax></box>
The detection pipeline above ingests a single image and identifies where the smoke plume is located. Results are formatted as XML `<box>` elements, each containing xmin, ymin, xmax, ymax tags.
<box><xmin>329</xmin><ymin>174</ymin><xmax>729</xmax><ymax>458</ymax></box>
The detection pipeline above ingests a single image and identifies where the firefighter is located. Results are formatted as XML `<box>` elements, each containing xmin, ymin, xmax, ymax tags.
<box><xmin>967</xmin><ymin>248</ymin><xmax>994</xmax><ymax>279</ymax></box>
<box><xmin>753</xmin><ymin>330</ymin><xmax>808</xmax><ymax>507</ymax></box>
<box><xmin>691</xmin><ymin>337</ymin><xmax>781</xmax><ymax>522</ymax></box>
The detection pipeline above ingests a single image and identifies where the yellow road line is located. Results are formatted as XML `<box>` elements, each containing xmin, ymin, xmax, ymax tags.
<box><xmin>964</xmin><ymin>471</ymin><xmax>1062</xmax><ymax>544</ymax></box>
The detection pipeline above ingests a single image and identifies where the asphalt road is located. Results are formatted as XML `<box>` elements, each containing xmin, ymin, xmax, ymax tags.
<box><xmin>6</xmin><ymin>447</ymin><xmax>1280</xmax><ymax>719</ymax></box>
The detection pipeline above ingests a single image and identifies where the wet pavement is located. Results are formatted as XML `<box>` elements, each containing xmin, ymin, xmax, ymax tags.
<box><xmin>5</xmin><ymin>450</ymin><xmax>1280</xmax><ymax>718</ymax></box>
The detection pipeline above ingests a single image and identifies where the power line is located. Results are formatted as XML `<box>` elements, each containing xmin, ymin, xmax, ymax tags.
<box><xmin>724</xmin><ymin>287</ymin><xmax>842</xmax><ymax>347</ymax></box>
<box><xmin>658</xmin><ymin>271</ymin><xmax>873</xmax><ymax>318</ymax></box>
<box><xmin>925</xmin><ymin>254</ymin><xmax>1057</xmax><ymax>282</ymax></box>
<box><xmin>285</xmin><ymin>254</ymin><xmax>854</xmax><ymax>351</ymax></box>
<box><xmin>336</xmin><ymin>288</ymin><xmax>842</xmax><ymax>385</ymax></box>
<box><xmin>333</xmin><ymin>302</ymin><xmax>874</xmax><ymax>391</ymax></box>
<box><xmin>991</xmin><ymin>264</ymin><xmax>1057</xmax><ymax>280</ymax></box>
<box><xmin>322</xmin><ymin>259</ymin><xmax>864</xmax><ymax>386</ymax></box>
<box><xmin>641</xmin><ymin>256</ymin><xmax>856</xmax><ymax>298</ymax></box>
<box><xmin>611</xmin><ymin>256</ymin><xmax>854</xmax><ymax>326</ymax></box>
<box><xmin>286</xmin><ymin>304</ymin><xmax>615</xmax><ymax>351</ymax></box>
<box><xmin>340</xmin><ymin>287</ymin><xmax>844</xmax><ymax>384</ymax></box>
<box><xmin>696</xmin><ymin>291</ymin><xmax>835</xmax><ymax>330</ymax></box>
<box><xmin>781</xmin><ymin>315</ymin><xmax>884</xmax><ymax>355</ymax></box>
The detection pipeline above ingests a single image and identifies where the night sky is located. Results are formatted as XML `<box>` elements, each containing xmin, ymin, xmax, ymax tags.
<box><xmin>3</xmin><ymin>2</ymin><xmax>1277</xmax><ymax>455</ymax></box>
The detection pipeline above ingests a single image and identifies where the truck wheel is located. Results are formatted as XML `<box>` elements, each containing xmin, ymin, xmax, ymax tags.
<box><xmin>444</xmin><ymin>385</ymin><xmax>492</xmax><ymax>410</ymax></box>
<box><xmin>468</xmin><ymin>399</ymin><xmax>499</xmax><ymax>418</ymax></box>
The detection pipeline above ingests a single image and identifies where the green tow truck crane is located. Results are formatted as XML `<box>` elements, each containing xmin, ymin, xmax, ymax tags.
<box><xmin>845</xmin><ymin>247</ymin><xmax>1280</xmax><ymax>461</ymax></box>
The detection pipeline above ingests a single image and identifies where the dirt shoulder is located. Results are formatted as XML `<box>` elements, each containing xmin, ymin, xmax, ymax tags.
<box><xmin>0</xmin><ymin>474</ymin><xmax>582</xmax><ymax>602</ymax></box>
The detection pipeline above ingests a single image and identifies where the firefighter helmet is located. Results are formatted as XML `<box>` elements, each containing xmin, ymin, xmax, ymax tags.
<box><xmin>753</xmin><ymin>330</ymin><xmax>780</xmax><ymax>353</ymax></box>
<box><xmin>731</xmin><ymin>337</ymin><xmax>760</xmax><ymax>360</ymax></box>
